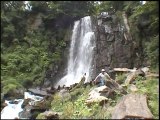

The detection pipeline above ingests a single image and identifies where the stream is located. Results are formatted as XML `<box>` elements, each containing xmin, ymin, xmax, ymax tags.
<box><xmin>1</xmin><ymin>92</ymin><xmax>43</xmax><ymax>119</ymax></box>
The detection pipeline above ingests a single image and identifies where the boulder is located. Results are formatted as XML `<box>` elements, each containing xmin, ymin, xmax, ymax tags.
<box><xmin>9</xmin><ymin>100</ymin><xmax>19</xmax><ymax>104</ymax></box>
<box><xmin>112</xmin><ymin>93</ymin><xmax>153</xmax><ymax>119</ymax></box>
<box><xmin>4</xmin><ymin>88</ymin><xmax>25</xmax><ymax>100</ymax></box>
<box><xmin>21</xmin><ymin>98</ymin><xmax>31</xmax><ymax>108</ymax></box>
<box><xmin>37</xmin><ymin>111</ymin><xmax>60</xmax><ymax>119</ymax></box>
<box><xmin>19</xmin><ymin>110</ymin><xmax>31</xmax><ymax>119</ymax></box>
<box><xmin>141</xmin><ymin>67</ymin><xmax>149</xmax><ymax>74</ymax></box>
<box><xmin>46</xmin><ymin>87</ymin><xmax>56</xmax><ymax>94</ymax></box>
<box><xmin>1</xmin><ymin>102</ymin><xmax>8</xmax><ymax>111</ymax></box>
<box><xmin>28</xmin><ymin>88</ymin><xmax>51</xmax><ymax>97</ymax></box>
<box><xmin>129</xmin><ymin>84</ymin><xmax>138</xmax><ymax>92</ymax></box>
<box><xmin>85</xmin><ymin>86</ymin><xmax>109</xmax><ymax>105</ymax></box>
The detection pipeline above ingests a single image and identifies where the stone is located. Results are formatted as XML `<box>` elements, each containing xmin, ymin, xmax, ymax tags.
<box><xmin>125</xmin><ymin>72</ymin><xmax>137</xmax><ymax>85</ymax></box>
<box><xmin>28</xmin><ymin>88</ymin><xmax>51</xmax><ymax>97</ymax></box>
<box><xmin>38</xmin><ymin>111</ymin><xmax>60</xmax><ymax>119</ymax></box>
<box><xmin>1</xmin><ymin>102</ymin><xmax>8</xmax><ymax>111</ymax></box>
<box><xmin>141</xmin><ymin>67</ymin><xmax>150</xmax><ymax>74</ymax></box>
<box><xmin>129</xmin><ymin>84</ymin><xmax>138</xmax><ymax>92</ymax></box>
<box><xmin>21</xmin><ymin>98</ymin><xmax>32</xmax><ymax>108</ymax></box>
<box><xmin>112</xmin><ymin>93</ymin><xmax>153</xmax><ymax>119</ymax></box>
<box><xmin>85</xmin><ymin>86</ymin><xmax>109</xmax><ymax>105</ymax></box>
<box><xmin>19</xmin><ymin>110</ymin><xmax>31</xmax><ymax>119</ymax></box>
<box><xmin>4</xmin><ymin>88</ymin><xmax>25</xmax><ymax>100</ymax></box>
<box><xmin>9</xmin><ymin>100</ymin><xmax>19</xmax><ymax>104</ymax></box>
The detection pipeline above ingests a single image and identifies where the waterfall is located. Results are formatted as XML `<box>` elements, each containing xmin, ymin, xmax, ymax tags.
<box><xmin>55</xmin><ymin>16</ymin><xmax>95</xmax><ymax>87</ymax></box>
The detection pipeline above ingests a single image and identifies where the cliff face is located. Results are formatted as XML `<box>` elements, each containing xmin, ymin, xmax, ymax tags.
<box><xmin>92</xmin><ymin>12</ymin><xmax>136</xmax><ymax>77</ymax></box>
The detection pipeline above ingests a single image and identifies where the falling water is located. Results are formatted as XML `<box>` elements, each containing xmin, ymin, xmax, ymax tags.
<box><xmin>55</xmin><ymin>16</ymin><xmax>95</xmax><ymax>87</ymax></box>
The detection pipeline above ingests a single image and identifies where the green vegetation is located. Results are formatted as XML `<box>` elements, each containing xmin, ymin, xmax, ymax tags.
<box><xmin>115</xmin><ymin>73</ymin><xmax>126</xmax><ymax>84</ymax></box>
<box><xmin>134</xmin><ymin>76</ymin><xmax>159</xmax><ymax>119</ymax></box>
<box><xmin>37</xmin><ymin>86</ymin><xmax>116</xmax><ymax>119</ymax></box>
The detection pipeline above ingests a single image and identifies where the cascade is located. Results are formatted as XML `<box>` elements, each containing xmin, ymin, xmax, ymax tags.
<box><xmin>55</xmin><ymin>16</ymin><xmax>95</xmax><ymax>87</ymax></box>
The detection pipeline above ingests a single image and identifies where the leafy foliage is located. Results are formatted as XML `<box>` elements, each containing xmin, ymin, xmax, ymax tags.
<box><xmin>128</xmin><ymin>1</ymin><xmax>159</xmax><ymax>68</ymax></box>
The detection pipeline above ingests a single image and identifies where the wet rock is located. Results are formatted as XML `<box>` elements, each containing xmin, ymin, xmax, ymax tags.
<box><xmin>28</xmin><ymin>88</ymin><xmax>51</xmax><ymax>97</ymax></box>
<box><xmin>1</xmin><ymin>102</ymin><xmax>8</xmax><ymax>111</ymax></box>
<box><xmin>9</xmin><ymin>100</ymin><xmax>19</xmax><ymax>104</ymax></box>
<box><xmin>21</xmin><ymin>98</ymin><xmax>31</xmax><ymax>108</ymax></box>
<box><xmin>4</xmin><ymin>88</ymin><xmax>25</xmax><ymax>100</ymax></box>
<box><xmin>46</xmin><ymin>87</ymin><xmax>56</xmax><ymax>94</ymax></box>
<box><xmin>112</xmin><ymin>93</ymin><xmax>153</xmax><ymax>119</ymax></box>
<box><xmin>19</xmin><ymin>109</ymin><xmax>31</xmax><ymax>119</ymax></box>
<box><xmin>20</xmin><ymin>101</ymin><xmax>47</xmax><ymax>119</ymax></box>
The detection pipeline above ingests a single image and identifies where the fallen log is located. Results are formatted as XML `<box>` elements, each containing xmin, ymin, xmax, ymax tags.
<box><xmin>112</xmin><ymin>93</ymin><xmax>153</xmax><ymax>119</ymax></box>
<box><xmin>146</xmin><ymin>73</ymin><xmax>159</xmax><ymax>78</ymax></box>
<box><xmin>113</xmin><ymin>68</ymin><xmax>137</xmax><ymax>72</ymax></box>
<box><xmin>106</xmin><ymin>80</ymin><xmax>127</xmax><ymax>94</ymax></box>
<box><xmin>125</xmin><ymin>69</ymin><xmax>145</xmax><ymax>85</ymax></box>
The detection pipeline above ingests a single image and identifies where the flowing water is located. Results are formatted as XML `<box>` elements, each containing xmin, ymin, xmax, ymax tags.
<box><xmin>1</xmin><ymin>92</ymin><xmax>43</xmax><ymax>119</ymax></box>
<box><xmin>55</xmin><ymin>16</ymin><xmax>95</xmax><ymax>87</ymax></box>
<box><xmin>1</xmin><ymin>99</ymin><xmax>24</xmax><ymax>119</ymax></box>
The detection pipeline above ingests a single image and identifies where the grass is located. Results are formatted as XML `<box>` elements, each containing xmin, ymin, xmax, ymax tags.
<box><xmin>134</xmin><ymin>76</ymin><xmax>159</xmax><ymax>119</ymax></box>
<box><xmin>115</xmin><ymin>73</ymin><xmax>127</xmax><ymax>84</ymax></box>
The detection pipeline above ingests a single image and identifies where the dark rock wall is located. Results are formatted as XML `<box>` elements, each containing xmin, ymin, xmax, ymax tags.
<box><xmin>92</xmin><ymin>13</ymin><xmax>136</xmax><ymax>78</ymax></box>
